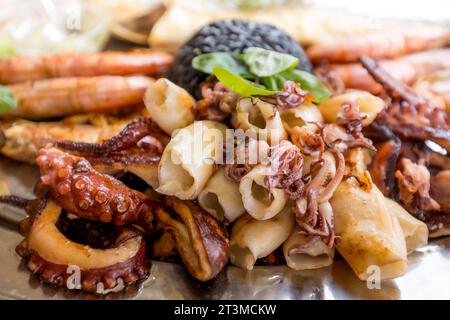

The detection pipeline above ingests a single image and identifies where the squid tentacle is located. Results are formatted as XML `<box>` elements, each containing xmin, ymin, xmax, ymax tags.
<box><xmin>56</xmin><ymin>117</ymin><xmax>164</xmax><ymax>155</ymax></box>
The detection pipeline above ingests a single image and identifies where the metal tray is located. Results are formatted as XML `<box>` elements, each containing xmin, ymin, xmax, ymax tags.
<box><xmin>1</xmin><ymin>156</ymin><xmax>450</xmax><ymax>300</ymax></box>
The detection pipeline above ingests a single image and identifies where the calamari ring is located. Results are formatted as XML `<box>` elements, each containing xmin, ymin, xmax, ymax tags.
<box><xmin>16</xmin><ymin>199</ymin><xmax>148</xmax><ymax>292</ymax></box>
<box><xmin>156</xmin><ymin>197</ymin><xmax>229</xmax><ymax>281</ymax></box>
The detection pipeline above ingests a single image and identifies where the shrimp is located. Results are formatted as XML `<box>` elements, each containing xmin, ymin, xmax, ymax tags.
<box><xmin>315</xmin><ymin>49</ymin><xmax>450</xmax><ymax>94</ymax></box>
<box><xmin>0</xmin><ymin>108</ymin><xmax>147</xmax><ymax>163</ymax></box>
<box><xmin>0</xmin><ymin>51</ymin><xmax>174</xmax><ymax>84</ymax></box>
<box><xmin>1</xmin><ymin>76</ymin><xmax>153</xmax><ymax>119</ymax></box>
<box><xmin>307</xmin><ymin>24</ymin><xmax>450</xmax><ymax>63</ymax></box>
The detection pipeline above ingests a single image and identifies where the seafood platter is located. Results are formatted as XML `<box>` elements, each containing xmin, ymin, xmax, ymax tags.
<box><xmin>0</xmin><ymin>0</ymin><xmax>449</xmax><ymax>299</ymax></box>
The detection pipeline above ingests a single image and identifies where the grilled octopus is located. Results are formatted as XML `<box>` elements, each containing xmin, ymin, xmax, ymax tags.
<box><xmin>0</xmin><ymin>146</ymin><xmax>229</xmax><ymax>293</ymax></box>
<box><xmin>360</xmin><ymin>56</ymin><xmax>450</xmax><ymax>149</ymax></box>
<box><xmin>362</xmin><ymin>56</ymin><xmax>450</xmax><ymax>237</ymax></box>
<box><xmin>55</xmin><ymin>117</ymin><xmax>168</xmax><ymax>189</ymax></box>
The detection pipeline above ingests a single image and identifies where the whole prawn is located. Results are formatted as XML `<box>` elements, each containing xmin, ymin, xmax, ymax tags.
<box><xmin>307</xmin><ymin>24</ymin><xmax>450</xmax><ymax>63</ymax></box>
<box><xmin>316</xmin><ymin>49</ymin><xmax>450</xmax><ymax>94</ymax></box>
<box><xmin>1</xmin><ymin>76</ymin><xmax>153</xmax><ymax>119</ymax></box>
<box><xmin>0</xmin><ymin>51</ymin><xmax>174</xmax><ymax>84</ymax></box>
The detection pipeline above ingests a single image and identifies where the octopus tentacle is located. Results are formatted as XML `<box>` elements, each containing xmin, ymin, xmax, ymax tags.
<box><xmin>370</xmin><ymin>139</ymin><xmax>401</xmax><ymax>198</ymax></box>
<box><xmin>36</xmin><ymin>147</ymin><xmax>158</xmax><ymax>229</ymax></box>
<box><xmin>361</xmin><ymin>56</ymin><xmax>450</xmax><ymax>144</ymax></box>
<box><xmin>53</xmin><ymin>117</ymin><xmax>166</xmax><ymax>189</ymax></box>
<box><xmin>56</xmin><ymin>117</ymin><xmax>164</xmax><ymax>154</ymax></box>
<box><xmin>362</xmin><ymin>55</ymin><xmax>450</xmax><ymax>236</ymax></box>
<box><xmin>368</xmin><ymin>124</ymin><xmax>402</xmax><ymax>198</ymax></box>
<box><xmin>360</xmin><ymin>56</ymin><xmax>426</xmax><ymax>106</ymax></box>
<box><xmin>34</xmin><ymin>146</ymin><xmax>230</xmax><ymax>284</ymax></box>
<box><xmin>156</xmin><ymin>197</ymin><xmax>229</xmax><ymax>281</ymax></box>
<box><xmin>0</xmin><ymin>195</ymin><xmax>47</xmax><ymax>229</ymax></box>
<box><xmin>16</xmin><ymin>199</ymin><xmax>149</xmax><ymax>292</ymax></box>
<box><xmin>0</xmin><ymin>195</ymin><xmax>31</xmax><ymax>209</ymax></box>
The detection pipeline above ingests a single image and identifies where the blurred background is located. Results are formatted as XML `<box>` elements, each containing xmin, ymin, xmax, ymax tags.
<box><xmin>0</xmin><ymin>0</ymin><xmax>449</xmax><ymax>56</ymax></box>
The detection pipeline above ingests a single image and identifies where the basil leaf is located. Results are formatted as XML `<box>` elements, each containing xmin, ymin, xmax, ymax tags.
<box><xmin>278</xmin><ymin>69</ymin><xmax>331</xmax><ymax>103</ymax></box>
<box><xmin>192</xmin><ymin>52</ymin><xmax>249</xmax><ymax>75</ymax></box>
<box><xmin>213</xmin><ymin>66</ymin><xmax>276</xmax><ymax>96</ymax></box>
<box><xmin>0</xmin><ymin>85</ymin><xmax>17</xmax><ymax>112</ymax></box>
<box><xmin>243</xmin><ymin>47</ymin><xmax>298</xmax><ymax>77</ymax></box>
<box><xmin>261</xmin><ymin>74</ymin><xmax>286</xmax><ymax>91</ymax></box>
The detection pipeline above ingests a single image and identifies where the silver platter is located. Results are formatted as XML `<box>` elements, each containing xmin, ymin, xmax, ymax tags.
<box><xmin>1</xmin><ymin>156</ymin><xmax>450</xmax><ymax>300</ymax></box>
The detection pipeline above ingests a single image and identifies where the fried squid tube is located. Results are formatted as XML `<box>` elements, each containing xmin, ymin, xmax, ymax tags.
<box><xmin>144</xmin><ymin>78</ymin><xmax>196</xmax><ymax>135</ymax></box>
<box><xmin>157</xmin><ymin>121</ymin><xmax>227</xmax><ymax>199</ymax></box>
<box><xmin>239</xmin><ymin>165</ymin><xmax>288</xmax><ymax>220</ymax></box>
<box><xmin>233</xmin><ymin>97</ymin><xmax>287</xmax><ymax>144</ymax></box>
<box><xmin>318</xmin><ymin>90</ymin><xmax>385</xmax><ymax>126</ymax></box>
<box><xmin>384</xmin><ymin>197</ymin><xmax>428</xmax><ymax>254</ymax></box>
<box><xmin>198</xmin><ymin>168</ymin><xmax>245</xmax><ymax>222</ymax></box>
<box><xmin>330</xmin><ymin>176</ymin><xmax>408</xmax><ymax>280</ymax></box>
<box><xmin>279</xmin><ymin>103</ymin><xmax>323</xmax><ymax>134</ymax></box>
<box><xmin>230</xmin><ymin>207</ymin><xmax>295</xmax><ymax>270</ymax></box>
<box><xmin>283</xmin><ymin>227</ymin><xmax>335</xmax><ymax>271</ymax></box>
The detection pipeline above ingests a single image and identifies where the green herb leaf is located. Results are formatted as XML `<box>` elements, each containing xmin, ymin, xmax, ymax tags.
<box><xmin>277</xmin><ymin>69</ymin><xmax>331</xmax><ymax>103</ymax></box>
<box><xmin>261</xmin><ymin>74</ymin><xmax>286</xmax><ymax>91</ymax></box>
<box><xmin>243</xmin><ymin>47</ymin><xmax>298</xmax><ymax>77</ymax></box>
<box><xmin>0</xmin><ymin>85</ymin><xmax>17</xmax><ymax>112</ymax></box>
<box><xmin>213</xmin><ymin>66</ymin><xmax>276</xmax><ymax>96</ymax></box>
<box><xmin>192</xmin><ymin>52</ymin><xmax>249</xmax><ymax>75</ymax></box>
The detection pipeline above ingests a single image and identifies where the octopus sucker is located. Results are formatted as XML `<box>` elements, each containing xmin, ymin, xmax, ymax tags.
<box><xmin>36</xmin><ymin>147</ymin><xmax>158</xmax><ymax>230</ymax></box>
<box><xmin>156</xmin><ymin>197</ymin><xmax>229</xmax><ymax>282</ymax></box>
